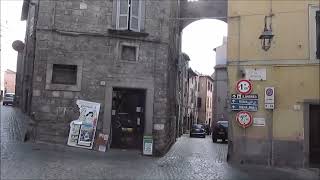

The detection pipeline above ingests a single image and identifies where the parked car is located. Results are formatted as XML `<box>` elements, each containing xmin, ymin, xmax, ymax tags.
<box><xmin>2</xmin><ymin>93</ymin><xmax>15</xmax><ymax>106</ymax></box>
<box><xmin>190</xmin><ymin>124</ymin><xmax>206</xmax><ymax>138</ymax></box>
<box><xmin>212</xmin><ymin>121</ymin><xmax>228</xmax><ymax>142</ymax></box>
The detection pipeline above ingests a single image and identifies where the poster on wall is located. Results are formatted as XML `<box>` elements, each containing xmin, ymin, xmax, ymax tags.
<box><xmin>67</xmin><ymin>100</ymin><xmax>101</xmax><ymax>149</ymax></box>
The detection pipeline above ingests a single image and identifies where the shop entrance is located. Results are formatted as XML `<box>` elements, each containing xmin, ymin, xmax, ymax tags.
<box><xmin>310</xmin><ymin>104</ymin><xmax>320</xmax><ymax>165</ymax></box>
<box><xmin>111</xmin><ymin>88</ymin><xmax>145</xmax><ymax>150</ymax></box>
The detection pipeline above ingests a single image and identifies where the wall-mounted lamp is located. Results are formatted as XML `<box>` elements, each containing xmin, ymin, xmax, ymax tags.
<box><xmin>259</xmin><ymin>16</ymin><xmax>274</xmax><ymax>51</ymax></box>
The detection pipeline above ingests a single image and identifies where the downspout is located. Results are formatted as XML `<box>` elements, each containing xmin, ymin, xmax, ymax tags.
<box><xmin>29</xmin><ymin>0</ymin><xmax>39</xmax><ymax>115</ymax></box>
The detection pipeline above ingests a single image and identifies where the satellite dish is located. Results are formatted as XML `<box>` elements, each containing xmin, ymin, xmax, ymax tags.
<box><xmin>12</xmin><ymin>40</ymin><xmax>25</xmax><ymax>52</ymax></box>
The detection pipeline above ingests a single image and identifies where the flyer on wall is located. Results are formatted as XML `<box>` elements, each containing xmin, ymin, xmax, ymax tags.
<box><xmin>67</xmin><ymin>100</ymin><xmax>101</xmax><ymax>149</ymax></box>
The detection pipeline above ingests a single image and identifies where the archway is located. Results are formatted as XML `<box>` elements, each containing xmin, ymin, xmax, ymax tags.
<box><xmin>180</xmin><ymin>0</ymin><xmax>227</xmax><ymax>30</ymax></box>
<box><xmin>181</xmin><ymin>18</ymin><xmax>229</xmax><ymax>162</ymax></box>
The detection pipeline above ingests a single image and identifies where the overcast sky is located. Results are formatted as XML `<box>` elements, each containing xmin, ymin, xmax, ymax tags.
<box><xmin>0</xmin><ymin>1</ymin><xmax>227</xmax><ymax>90</ymax></box>
<box><xmin>182</xmin><ymin>19</ymin><xmax>227</xmax><ymax>75</ymax></box>
<box><xmin>1</xmin><ymin>0</ymin><xmax>26</xmax><ymax>91</ymax></box>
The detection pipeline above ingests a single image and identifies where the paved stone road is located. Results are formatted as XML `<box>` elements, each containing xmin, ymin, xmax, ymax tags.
<box><xmin>1</xmin><ymin>105</ymin><xmax>319</xmax><ymax>180</ymax></box>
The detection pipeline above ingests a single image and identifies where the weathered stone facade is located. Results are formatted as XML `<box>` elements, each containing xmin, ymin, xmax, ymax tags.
<box><xmin>19</xmin><ymin>0</ymin><xmax>181</xmax><ymax>156</ymax></box>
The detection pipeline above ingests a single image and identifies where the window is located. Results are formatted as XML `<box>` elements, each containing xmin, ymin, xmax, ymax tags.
<box><xmin>121</xmin><ymin>45</ymin><xmax>137</xmax><ymax>61</ymax></box>
<box><xmin>197</xmin><ymin>97</ymin><xmax>201</xmax><ymax>108</ymax></box>
<box><xmin>310</xmin><ymin>6</ymin><xmax>320</xmax><ymax>60</ymax></box>
<box><xmin>52</xmin><ymin>64</ymin><xmax>77</xmax><ymax>85</ymax></box>
<box><xmin>116</xmin><ymin>0</ymin><xmax>141</xmax><ymax>32</ymax></box>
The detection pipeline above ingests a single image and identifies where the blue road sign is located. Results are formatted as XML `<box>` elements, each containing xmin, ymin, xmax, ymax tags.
<box><xmin>231</xmin><ymin>99</ymin><xmax>258</xmax><ymax>105</ymax></box>
<box><xmin>231</xmin><ymin>104</ymin><xmax>258</xmax><ymax>111</ymax></box>
<box><xmin>231</xmin><ymin>94</ymin><xmax>258</xmax><ymax>100</ymax></box>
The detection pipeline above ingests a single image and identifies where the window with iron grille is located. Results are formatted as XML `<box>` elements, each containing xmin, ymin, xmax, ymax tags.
<box><xmin>52</xmin><ymin>64</ymin><xmax>77</xmax><ymax>85</ymax></box>
<box><xmin>121</xmin><ymin>45</ymin><xmax>137</xmax><ymax>61</ymax></box>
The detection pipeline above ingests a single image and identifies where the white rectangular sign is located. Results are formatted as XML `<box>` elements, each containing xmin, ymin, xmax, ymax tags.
<box><xmin>265</xmin><ymin>87</ymin><xmax>274</xmax><ymax>103</ymax></box>
<box><xmin>265</xmin><ymin>104</ymin><xmax>274</xmax><ymax>109</ymax></box>
<box><xmin>245</xmin><ymin>68</ymin><xmax>267</xmax><ymax>81</ymax></box>
<box><xmin>253</xmin><ymin>118</ymin><xmax>266</xmax><ymax>126</ymax></box>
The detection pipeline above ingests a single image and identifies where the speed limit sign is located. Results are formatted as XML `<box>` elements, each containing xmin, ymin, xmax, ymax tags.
<box><xmin>236</xmin><ymin>79</ymin><xmax>253</xmax><ymax>95</ymax></box>
<box><xmin>236</xmin><ymin>111</ymin><xmax>253</xmax><ymax>128</ymax></box>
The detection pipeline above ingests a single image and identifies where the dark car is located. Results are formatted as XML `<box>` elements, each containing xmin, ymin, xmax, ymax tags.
<box><xmin>212</xmin><ymin>121</ymin><xmax>228</xmax><ymax>142</ymax></box>
<box><xmin>2</xmin><ymin>93</ymin><xmax>15</xmax><ymax>106</ymax></box>
<box><xmin>190</xmin><ymin>124</ymin><xmax>206</xmax><ymax>138</ymax></box>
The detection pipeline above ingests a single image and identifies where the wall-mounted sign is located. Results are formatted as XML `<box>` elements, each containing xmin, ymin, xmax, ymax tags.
<box><xmin>236</xmin><ymin>111</ymin><xmax>253</xmax><ymax>128</ymax></box>
<box><xmin>265</xmin><ymin>87</ymin><xmax>275</xmax><ymax>109</ymax></box>
<box><xmin>231</xmin><ymin>94</ymin><xmax>258</xmax><ymax>99</ymax></box>
<box><xmin>231</xmin><ymin>99</ymin><xmax>258</xmax><ymax>106</ymax></box>
<box><xmin>231</xmin><ymin>104</ymin><xmax>258</xmax><ymax>111</ymax></box>
<box><xmin>245</xmin><ymin>68</ymin><xmax>267</xmax><ymax>81</ymax></box>
<box><xmin>236</xmin><ymin>79</ymin><xmax>253</xmax><ymax>95</ymax></box>
<box><xmin>231</xmin><ymin>94</ymin><xmax>259</xmax><ymax>111</ymax></box>
<box><xmin>253</xmin><ymin>118</ymin><xmax>266</xmax><ymax>127</ymax></box>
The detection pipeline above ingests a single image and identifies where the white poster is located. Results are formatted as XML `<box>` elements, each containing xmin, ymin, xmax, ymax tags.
<box><xmin>67</xmin><ymin>100</ymin><xmax>101</xmax><ymax>149</ymax></box>
<box><xmin>245</xmin><ymin>68</ymin><xmax>267</xmax><ymax>81</ymax></box>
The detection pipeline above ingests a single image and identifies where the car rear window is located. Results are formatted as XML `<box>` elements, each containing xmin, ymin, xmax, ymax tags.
<box><xmin>5</xmin><ymin>94</ymin><xmax>14</xmax><ymax>98</ymax></box>
<box><xmin>217</xmin><ymin>121</ymin><xmax>228</xmax><ymax>128</ymax></box>
<box><xmin>192</xmin><ymin>124</ymin><xmax>203</xmax><ymax>129</ymax></box>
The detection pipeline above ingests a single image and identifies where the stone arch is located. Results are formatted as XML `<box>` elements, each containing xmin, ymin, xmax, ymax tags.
<box><xmin>180</xmin><ymin>0</ymin><xmax>227</xmax><ymax>30</ymax></box>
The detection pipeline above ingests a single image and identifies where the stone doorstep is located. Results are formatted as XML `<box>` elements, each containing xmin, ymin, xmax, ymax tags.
<box><xmin>26</xmin><ymin>141</ymin><xmax>155</xmax><ymax>160</ymax></box>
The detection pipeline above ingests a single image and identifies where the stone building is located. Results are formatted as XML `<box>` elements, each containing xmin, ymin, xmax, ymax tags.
<box><xmin>186</xmin><ymin>68</ymin><xmax>199</xmax><ymax>130</ymax></box>
<box><xmin>176</xmin><ymin>53</ymin><xmax>190</xmax><ymax>136</ymax></box>
<box><xmin>4</xmin><ymin>69</ymin><xmax>16</xmax><ymax>94</ymax></box>
<box><xmin>18</xmin><ymin>0</ymin><xmax>181</xmax><ymax>156</ymax></box>
<box><xmin>212</xmin><ymin>37</ymin><xmax>228</xmax><ymax>123</ymax></box>
<box><xmin>197</xmin><ymin>75</ymin><xmax>213</xmax><ymax>125</ymax></box>
<box><xmin>227</xmin><ymin>1</ymin><xmax>320</xmax><ymax>167</ymax></box>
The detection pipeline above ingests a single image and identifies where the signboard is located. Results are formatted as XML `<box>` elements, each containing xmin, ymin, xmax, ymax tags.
<box><xmin>265</xmin><ymin>87</ymin><xmax>275</xmax><ymax>109</ymax></box>
<box><xmin>67</xmin><ymin>100</ymin><xmax>101</xmax><ymax>149</ymax></box>
<box><xmin>245</xmin><ymin>68</ymin><xmax>267</xmax><ymax>81</ymax></box>
<box><xmin>231</xmin><ymin>104</ymin><xmax>258</xmax><ymax>111</ymax></box>
<box><xmin>253</xmin><ymin>118</ymin><xmax>266</xmax><ymax>127</ymax></box>
<box><xmin>143</xmin><ymin>136</ymin><xmax>153</xmax><ymax>155</ymax></box>
<box><xmin>231</xmin><ymin>99</ymin><xmax>258</xmax><ymax>105</ymax></box>
<box><xmin>95</xmin><ymin>133</ymin><xmax>109</xmax><ymax>152</ymax></box>
<box><xmin>236</xmin><ymin>111</ymin><xmax>253</xmax><ymax>128</ymax></box>
<box><xmin>231</xmin><ymin>94</ymin><xmax>258</xmax><ymax>99</ymax></box>
<box><xmin>236</xmin><ymin>79</ymin><xmax>253</xmax><ymax>95</ymax></box>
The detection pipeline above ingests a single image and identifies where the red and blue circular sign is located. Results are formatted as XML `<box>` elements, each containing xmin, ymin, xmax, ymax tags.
<box><xmin>266</xmin><ymin>88</ymin><xmax>273</xmax><ymax>96</ymax></box>
<box><xmin>236</xmin><ymin>111</ymin><xmax>253</xmax><ymax>128</ymax></box>
<box><xmin>236</xmin><ymin>79</ymin><xmax>253</xmax><ymax>95</ymax></box>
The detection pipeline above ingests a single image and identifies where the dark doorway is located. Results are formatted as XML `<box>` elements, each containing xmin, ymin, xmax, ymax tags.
<box><xmin>111</xmin><ymin>88</ymin><xmax>145</xmax><ymax>150</ymax></box>
<box><xmin>310</xmin><ymin>104</ymin><xmax>320</xmax><ymax>166</ymax></box>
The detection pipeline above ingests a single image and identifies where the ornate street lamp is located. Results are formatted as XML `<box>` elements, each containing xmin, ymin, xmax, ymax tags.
<box><xmin>259</xmin><ymin>16</ymin><xmax>274</xmax><ymax>51</ymax></box>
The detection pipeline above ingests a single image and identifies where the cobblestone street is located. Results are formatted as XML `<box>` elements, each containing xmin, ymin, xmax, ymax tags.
<box><xmin>1</xmin><ymin>105</ymin><xmax>319</xmax><ymax>180</ymax></box>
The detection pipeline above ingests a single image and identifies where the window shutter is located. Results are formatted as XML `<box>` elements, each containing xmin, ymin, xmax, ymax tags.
<box><xmin>316</xmin><ymin>11</ymin><xmax>320</xmax><ymax>59</ymax></box>
<box><xmin>130</xmin><ymin>0</ymin><xmax>140</xmax><ymax>31</ymax></box>
<box><xmin>117</xmin><ymin>0</ymin><xmax>129</xmax><ymax>30</ymax></box>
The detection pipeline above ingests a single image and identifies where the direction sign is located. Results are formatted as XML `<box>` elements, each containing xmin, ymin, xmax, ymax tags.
<box><xmin>231</xmin><ymin>99</ymin><xmax>258</xmax><ymax>105</ymax></box>
<box><xmin>231</xmin><ymin>104</ymin><xmax>258</xmax><ymax>111</ymax></box>
<box><xmin>236</xmin><ymin>79</ymin><xmax>253</xmax><ymax>95</ymax></box>
<box><xmin>236</xmin><ymin>111</ymin><xmax>253</xmax><ymax>128</ymax></box>
<box><xmin>231</xmin><ymin>94</ymin><xmax>258</xmax><ymax>99</ymax></box>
